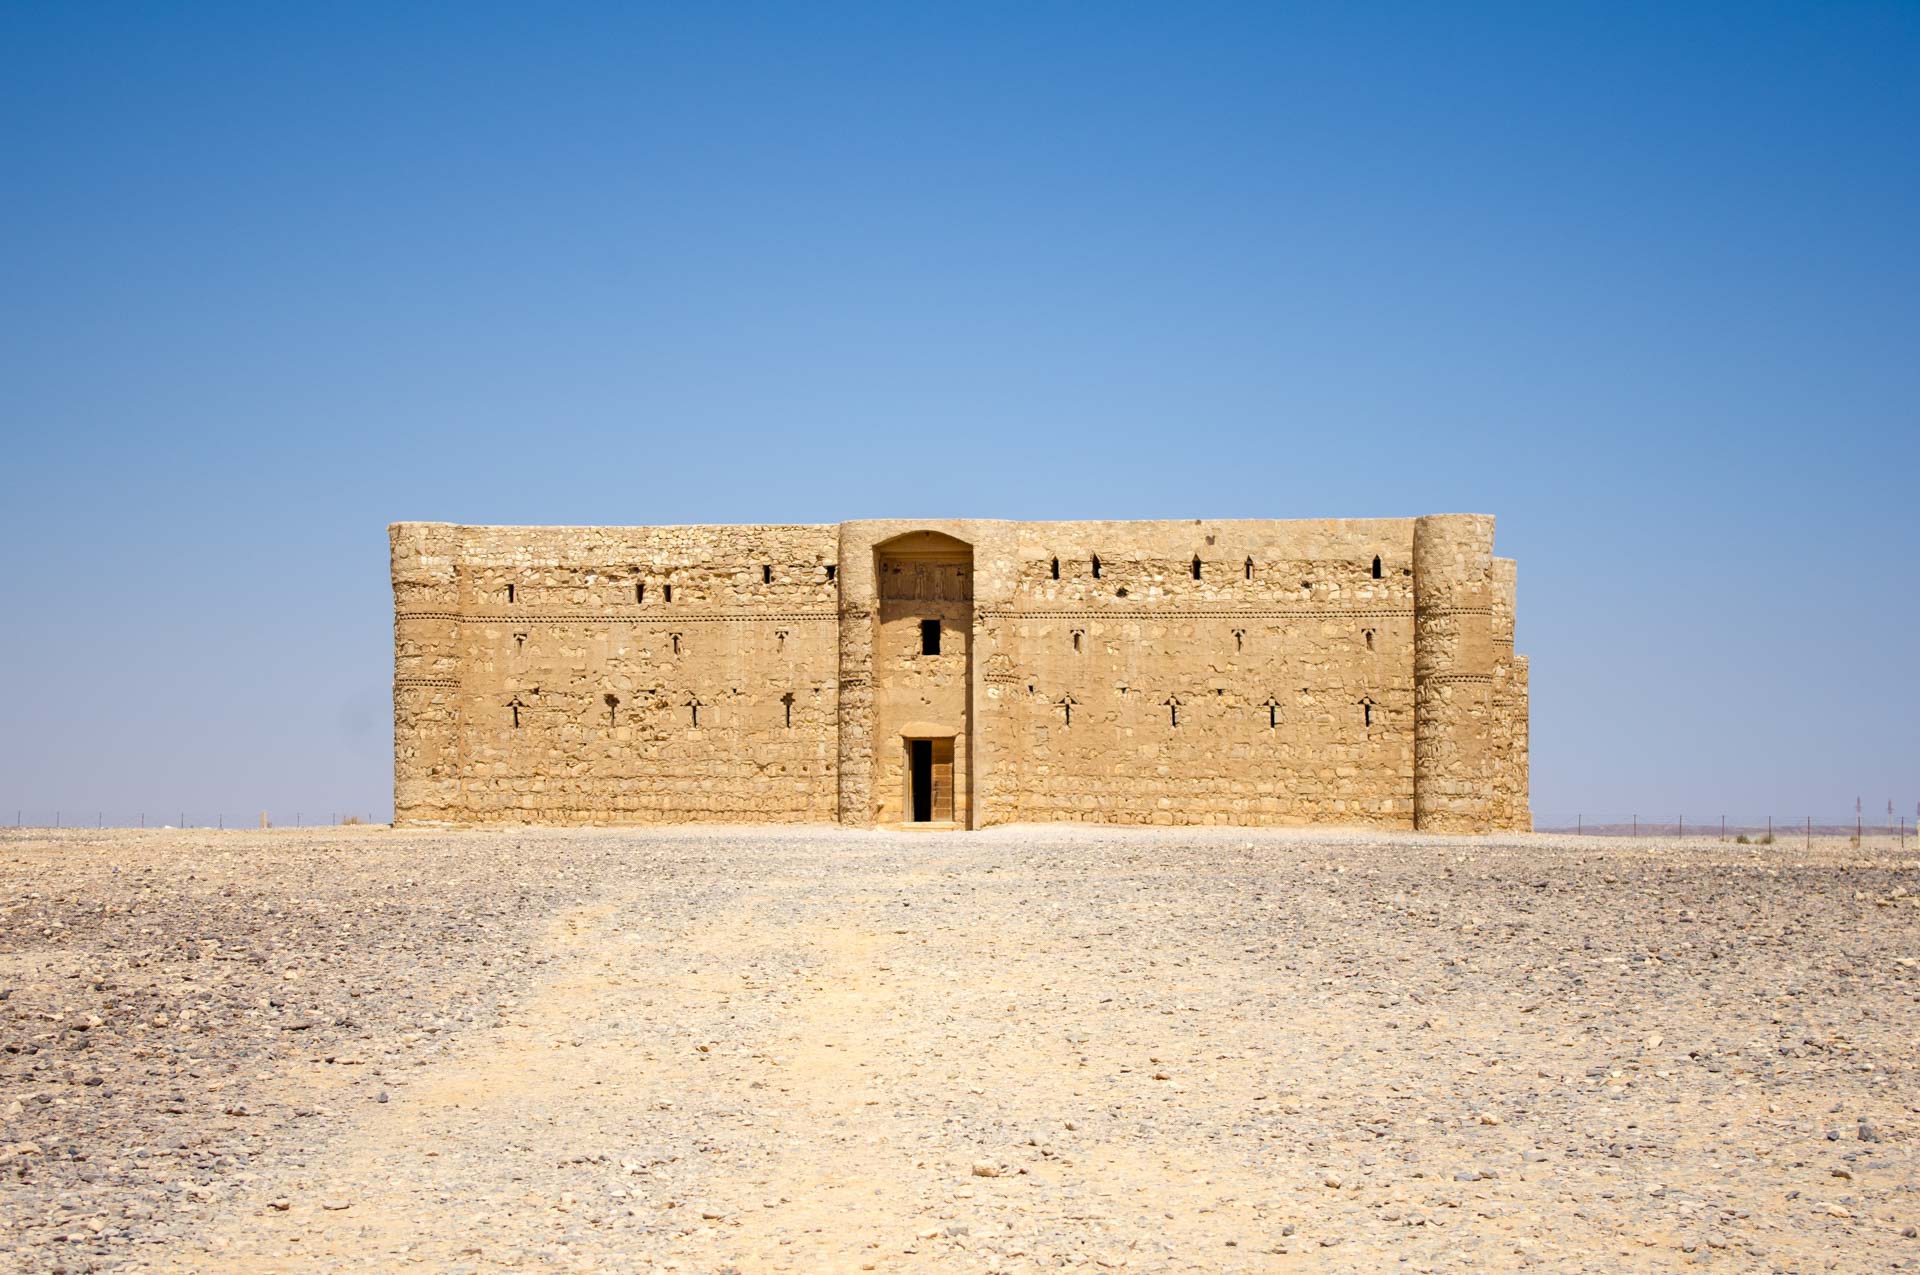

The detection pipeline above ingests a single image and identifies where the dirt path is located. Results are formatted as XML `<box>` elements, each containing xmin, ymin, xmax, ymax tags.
<box><xmin>160</xmin><ymin>850</ymin><xmax>1094</xmax><ymax>1272</ymax></box>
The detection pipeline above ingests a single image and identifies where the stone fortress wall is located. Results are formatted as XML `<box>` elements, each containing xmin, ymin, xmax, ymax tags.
<box><xmin>392</xmin><ymin>516</ymin><xmax>1529</xmax><ymax>832</ymax></box>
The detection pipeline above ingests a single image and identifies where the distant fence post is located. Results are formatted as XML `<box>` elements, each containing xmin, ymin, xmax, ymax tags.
<box><xmin>1806</xmin><ymin>816</ymin><xmax>1811</xmax><ymax>850</ymax></box>
<box><xmin>1577</xmin><ymin>813</ymin><xmax>1582</xmax><ymax>835</ymax></box>
<box><xmin>1767</xmin><ymin>815</ymin><xmax>1772</xmax><ymax>841</ymax></box>
<box><xmin>1720</xmin><ymin>814</ymin><xmax>1725</xmax><ymax>841</ymax></box>
<box><xmin>1633</xmin><ymin>814</ymin><xmax>1637</xmax><ymax>837</ymax></box>
<box><xmin>1678</xmin><ymin>814</ymin><xmax>1684</xmax><ymax>838</ymax></box>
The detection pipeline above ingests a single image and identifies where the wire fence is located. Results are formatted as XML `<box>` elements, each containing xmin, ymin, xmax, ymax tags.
<box><xmin>4</xmin><ymin>809</ymin><xmax>1914</xmax><ymax>846</ymax></box>
<box><xmin>6</xmin><ymin>811</ymin><xmax>389</xmax><ymax>830</ymax></box>
<box><xmin>1534</xmin><ymin>813</ymin><xmax>1915</xmax><ymax>847</ymax></box>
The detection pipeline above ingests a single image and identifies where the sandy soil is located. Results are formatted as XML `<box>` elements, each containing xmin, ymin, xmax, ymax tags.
<box><xmin>2</xmin><ymin>824</ymin><xmax>1916</xmax><ymax>1273</ymax></box>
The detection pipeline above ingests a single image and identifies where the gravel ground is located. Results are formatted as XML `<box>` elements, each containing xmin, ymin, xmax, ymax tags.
<box><xmin>2</xmin><ymin>824</ymin><xmax>1916</xmax><ymax>1273</ymax></box>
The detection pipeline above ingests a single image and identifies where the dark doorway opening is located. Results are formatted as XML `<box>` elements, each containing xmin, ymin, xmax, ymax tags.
<box><xmin>906</xmin><ymin>737</ymin><xmax>954</xmax><ymax>823</ymax></box>
<box><xmin>909</xmin><ymin>740</ymin><xmax>933</xmax><ymax>822</ymax></box>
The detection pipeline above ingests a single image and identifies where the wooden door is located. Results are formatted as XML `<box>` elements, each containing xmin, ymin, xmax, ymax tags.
<box><xmin>929</xmin><ymin>737</ymin><xmax>954</xmax><ymax>822</ymax></box>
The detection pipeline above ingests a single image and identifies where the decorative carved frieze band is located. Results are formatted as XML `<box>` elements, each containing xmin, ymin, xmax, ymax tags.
<box><xmin>983</xmin><ymin>606</ymin><xmax>1415</xmax><ymax>621</ymax></box>
<box><xmin>397</xmin><ymin>610</ymin><xmax>838</xmax><ymax>625</ymax></box>
<box><xmin>394</xmin><ymin>677</ymin><xmax>460</xmax><ymax>689</ymax></box>
<box><xmin>402</xmin><ymin>606</ymin><xmax>1427</xmax><ymax>625</ymax></box>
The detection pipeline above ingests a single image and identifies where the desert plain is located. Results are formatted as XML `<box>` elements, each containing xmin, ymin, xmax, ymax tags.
<box><xmin>2</xmin><ymin>824</ymin><xmax>1915</xmax><ymax>1273</ymax></box>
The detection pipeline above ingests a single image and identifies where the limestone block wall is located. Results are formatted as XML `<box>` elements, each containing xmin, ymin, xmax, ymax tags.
<box><xmin>394</xmin><ymin>523</ymin><xmax>840</xmax><ymax>825</ymax></box>
<box><xmin>393</xmin><ymin>515</ymin><xmax>1530</xmax><ymax>831</ymax></box>
<box><xmin>1487</xmin><ymin>557</ymin><xmax>1531</xmax><ymax>832</ymax></box>
<box><xmin>988</xmin><ymin>519</ymin><xmax>1417</xmax><ymax>826</ymax></box>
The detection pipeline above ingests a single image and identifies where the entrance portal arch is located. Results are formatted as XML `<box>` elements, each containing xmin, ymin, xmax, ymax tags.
<box><xmin>871</xmin><ymin>531</ymin><xmax>972</xmax><ymax>827</ymax></box>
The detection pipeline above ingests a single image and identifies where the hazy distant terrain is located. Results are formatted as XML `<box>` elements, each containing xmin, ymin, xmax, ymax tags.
<box><xmin>3</xmin><ymin>825</ymin><xmax>1914</xmax><ymax>1272</ymax></box>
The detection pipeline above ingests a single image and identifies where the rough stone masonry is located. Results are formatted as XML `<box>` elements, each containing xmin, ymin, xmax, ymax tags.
<box><xmin>391</xmin><ymin>515</ymin><xmax>1529</xmax><ymax>831</ymax></box>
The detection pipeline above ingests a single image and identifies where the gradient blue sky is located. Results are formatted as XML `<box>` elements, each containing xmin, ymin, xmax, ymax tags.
<box><xmin>3</xmin><ymin>3</ymin><xmax>1915</xmax><ymax>825</ymax></box>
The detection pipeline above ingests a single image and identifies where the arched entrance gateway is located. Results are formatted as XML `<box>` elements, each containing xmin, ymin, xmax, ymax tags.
<box><xmin>869</xmin><ymin>531</ymin><xmax>972</xmax><ymax>827</ymax></box>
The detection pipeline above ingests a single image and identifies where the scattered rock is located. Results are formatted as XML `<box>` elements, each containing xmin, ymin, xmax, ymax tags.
<box><xmin>3</xmin><ymin>824</ymin><xmax>1914</xmax><ymax>1272</ymax></box>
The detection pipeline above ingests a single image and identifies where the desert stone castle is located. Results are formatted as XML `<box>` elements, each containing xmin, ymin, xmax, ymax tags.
<box><xmin>392</xmin><ymin>516</ymin><xmax>1529</xmax><ymax>832</ymax></box>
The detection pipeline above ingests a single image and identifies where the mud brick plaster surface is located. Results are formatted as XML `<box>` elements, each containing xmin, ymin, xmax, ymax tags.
<box><xmin>392</xmin><ymin>516</ymin><xmax>1529</xmax><ymax>832</ymax></box>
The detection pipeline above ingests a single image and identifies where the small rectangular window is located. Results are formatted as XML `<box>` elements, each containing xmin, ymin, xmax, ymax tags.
<box><xmin>919</xmin><ymin>619</ymin><xmax>941</xmax><ymax>655</ymax></box>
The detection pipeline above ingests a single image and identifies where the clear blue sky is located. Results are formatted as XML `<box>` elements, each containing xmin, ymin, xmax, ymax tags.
<box><xmin>3</xmin><ymin>3</ymin><xmax>1914</xmax><ymax>826</ymax></box>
